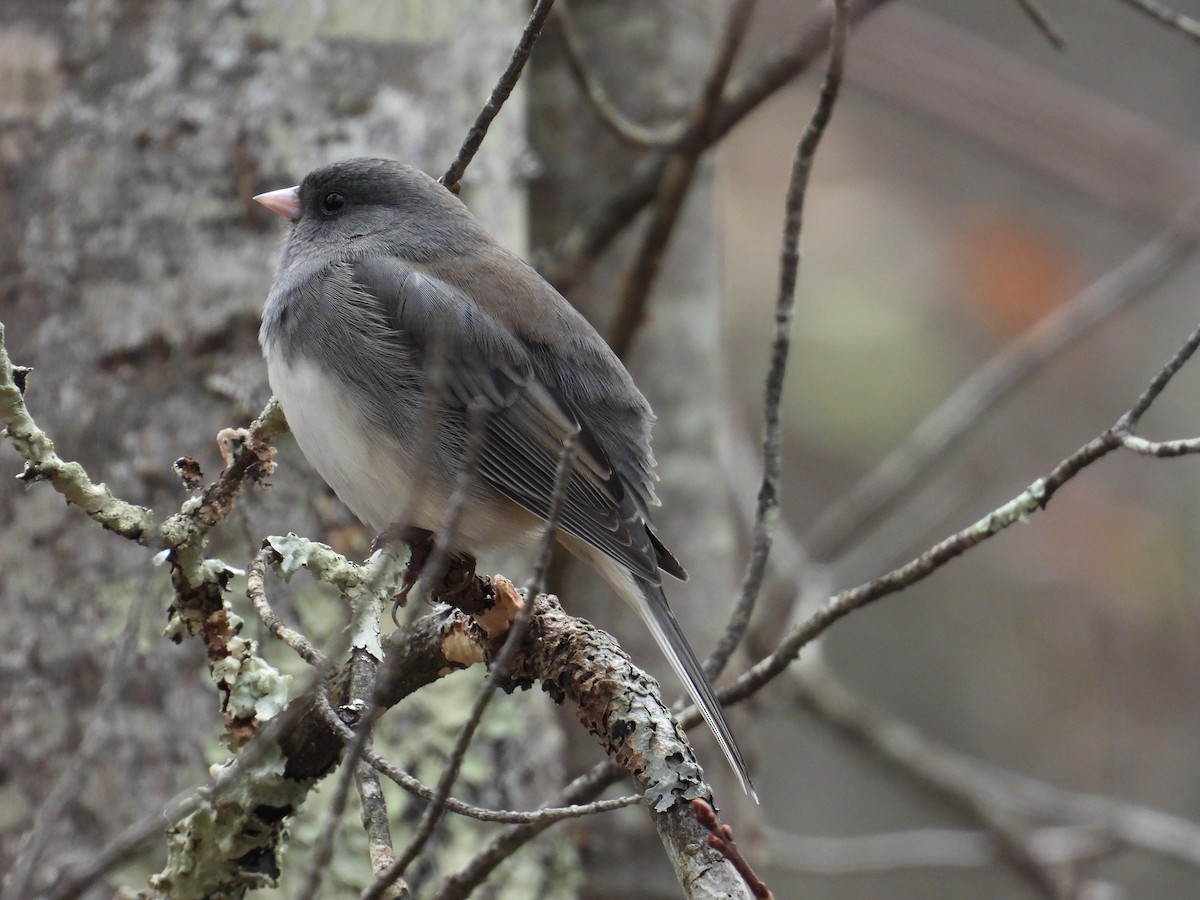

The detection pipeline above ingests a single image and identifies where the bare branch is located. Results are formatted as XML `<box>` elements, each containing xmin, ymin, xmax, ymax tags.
<box><xmin>298</xmin><ymin>660</ymin><xmax>383</xmax><ymax>900</ymax></box>
<box><xmin>554</xmin><ymin>2</ymin><xmax>684</xmax><ymax>147</ymax></box>
<box><xmin>543</xmin><ymin>0</ymin><xmax>894</xmax><ymax>293</ymax></box>
<box><xmin>607</xmin><ymin>0</ymin><xmax>758</xmax><ymax>357</ymax></box>
<box><xmin>440</xmin><ymin>0</ymin><xmax>556</xmax><ymax>190</ymax></box>
<box><xmin>708</xmin><ymin>0</ymin><xmax>849</xmax><ymax>680</ymax></box>
<box><xmin>356</xmin><ymin>762</ymin><xmax>409</xmax><ymax>900</ymax></box>
<box><xmin>1117</xmin><ymin>433</ymin><xmax>1200</xmax><ymax>456</ymax></box>
<box><xmin>1117</xmin><ymin>0</ymin><xmax>1200</xmax><ymax>43</ymax></box>
<box><xmin>725</xmin><ymin>316</ymin><xmax>1200</xmax><ymax>706</ymax></box>
<box><xmin>1012</xmin><ymin>0</ymin><xmax>1067</xmax><ymax>49</ymax></box>
<box><xmin>807</xmin><ymin>204</ymin><xmax>1200</xmax><ymax>562</ymax></box>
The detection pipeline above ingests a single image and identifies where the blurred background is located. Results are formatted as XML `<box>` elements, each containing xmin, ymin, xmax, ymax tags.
<box><xmin>3</xmin><ymin>1</ymin><xmax>1200</xmax><ymax>897</ymax></box>
<box><xmin>723</xmin><ymin>1</ymin><xmax>1200</xmax><ymax>897</ymax></box>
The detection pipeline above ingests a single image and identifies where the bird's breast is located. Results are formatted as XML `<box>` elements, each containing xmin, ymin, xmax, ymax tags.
<box><xmin>265</xmin><ymin>351</ymin><xmax>541</xmax><ymax>556</ymax></box>
<box><xmin>266</xmin><ymin>352</ymin><xmax>412</xmax><ymax>534</ymax></box>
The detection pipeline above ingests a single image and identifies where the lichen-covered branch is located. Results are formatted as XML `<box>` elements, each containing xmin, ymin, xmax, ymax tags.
<box><xmin>0</xmin><ymin>323</ymin><xmax>158</xmax><ymax>542</ymax></box>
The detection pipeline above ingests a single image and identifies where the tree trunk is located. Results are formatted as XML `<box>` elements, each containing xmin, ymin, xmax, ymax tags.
<box><xmin>0</xmin><ymin>1</ymin><xmax>571</xmax><ymax>895</ymax></box>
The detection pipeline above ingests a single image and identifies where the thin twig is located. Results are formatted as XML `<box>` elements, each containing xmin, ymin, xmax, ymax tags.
<box><xmin>295</xmin><ymin>545</ymin><xmax>404</xmax><ymax>900</ymax></box>
<box><xmin>356</xmin><ymin>762</ymin><xmax>409</xmax><ymax>900</ymax></box>
<box><xmin>607</xmin><ymin>0</ymin><xmax>758</xmax><ymax>356</ymax></box>
<box><xmin>297</xmin><ymin>667</ymin><xmax>380</xmax><ymax>900</ymax></box>
<box><xmin>363</xmin><ymin>433</ymin><xmax>579</xmax><ymax>900</ymax></box>
<box><xmin>440</xmin><ymin>0</ymin><xmax>557</xmax><ymax>190</ymax></box>
<box><xmin>247</xmin><ymin>544</ymin><xmax>329</xmax><ymax>668</ymax></box>
<box><xmin>1116</xmin><ymin>432</ymin><xmax>1200</xmax><ymax>456</ymax></box>
<box><xmin>311</xmin><ymin>683</ymin><xmax>637</xmax><ymax>824</ymax></box>
<box><xmin>693</xmin><ymin>799</ymin><xmax>774</xmax><ymax>898</ymax></box>
<box><xmin>432</xmin><ymin>760</ymin><xmax>628</xmax><ymax>900</ymax></box>
<box><xmin>1012</xmin><ymin>0</ymin><xmax>1067</xmax><ymax>49</ymax></box>
<box><xmin>1117</xmin><ymin>0</ymin><xmax>1200</xmax><ymax>43</ymax></box>
<box><xmin>806</xmin><ymin>204</ymin><xmax>1200</xmax><ymax>562</ymax></box>
<box><xmin>1118</xmin><ymin>319</ymin><xmax>1200</xmax><ymax>426</ymax></box>
<box><xmin>290</xmin><ymin>545</ymin><xmax>404</xmax><ymax>900</ymax></box>
<box><xmin>726</xmin><ymin>318</ymin><xmax>1200</xmax><ymax>706</ymax></box>
<box><xmin>707</xmin><ymin>0</ymin><xmax>848</xmax><ymax>680</ymax></box>
<box><xmin>555</xmin><ymin>2</ymin><xmax>684</xmax><ymax>147</ymax></box>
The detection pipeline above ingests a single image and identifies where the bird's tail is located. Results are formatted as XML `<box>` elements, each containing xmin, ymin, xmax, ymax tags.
<box><xmin>629</xmin><ymin>574</ymin><xmax>757</xmax><ymax>801</ymax></box>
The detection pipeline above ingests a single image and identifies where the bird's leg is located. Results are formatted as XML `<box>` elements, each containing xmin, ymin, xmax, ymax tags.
<box><xmin>375</xmin><ymin>525</ymin><xmax>490</xmax><ymax>619</ymax></box>
<box><xmin>373</xmin><ymin>524</ymin><xmax>435</xmax><ymax>614</ymax></box>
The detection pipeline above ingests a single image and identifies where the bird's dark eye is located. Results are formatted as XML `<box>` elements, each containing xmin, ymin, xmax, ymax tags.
<box><xmin>320</xmin><ymin>191</ymin><xmax>346</xmax><ymax>214</ymax></box>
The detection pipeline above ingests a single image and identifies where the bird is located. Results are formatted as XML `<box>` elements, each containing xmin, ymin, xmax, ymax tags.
<box><xmin>255</xmin><ymin>157</ymin><xmax>754</xmax><ymax>798</ymax></box>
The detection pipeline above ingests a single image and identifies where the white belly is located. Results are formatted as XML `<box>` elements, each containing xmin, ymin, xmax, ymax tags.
<box><xmin>266</xmin><ymin>354</ymin><xmax>540</xmax><ymax>556</ymax></box>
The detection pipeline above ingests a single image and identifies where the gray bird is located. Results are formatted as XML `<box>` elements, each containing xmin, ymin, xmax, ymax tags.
<box><xmin>256</xmin><ymin>157</ymin><xmax>753</xmax><ymax>797</ymax></box>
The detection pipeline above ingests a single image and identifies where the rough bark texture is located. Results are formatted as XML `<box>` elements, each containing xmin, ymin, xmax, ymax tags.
<box><xmin>0</xmin><ymin>1</ymin><xmax>569</xmax><ymax>896</ymax></box>
<box><xmin>1</xmin><ymin>0</ymin><xmax>754</xmax><ymax>896</ymax></box>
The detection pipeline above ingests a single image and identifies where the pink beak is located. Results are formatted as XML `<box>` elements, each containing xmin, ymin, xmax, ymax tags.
<box><xmin>253</xmin><ymin>185</ymin><xmax>301</xmax><ymax>221</ymax></box>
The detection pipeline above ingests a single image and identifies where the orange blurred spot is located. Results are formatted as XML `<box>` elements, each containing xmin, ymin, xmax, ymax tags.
<box><xmin>950</xmin><ymin>211</ymin><xmax>1080</xmax><ymax>336</ymax></box>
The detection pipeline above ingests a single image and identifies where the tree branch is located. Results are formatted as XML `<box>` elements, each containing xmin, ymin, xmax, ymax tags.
<box><xmin>709</xmin><ymin>0</ymin><xmax>849</xmax><ymax>680</ymax></box>
<box><xmin>806</xmin><ymin>202</ymin><xmax>1200</xmax><ymax>561</ymax></box>
<box><xmin>440</xmin><ymin>0</ymin><xmax>557</xmax><ymax>190</ymax></box>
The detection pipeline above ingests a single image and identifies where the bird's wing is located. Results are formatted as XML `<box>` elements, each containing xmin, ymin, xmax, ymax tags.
<box><xmin>346</xmin><ymin>256</ymin><xmax>665</xmax><ymax>581</ymax></box>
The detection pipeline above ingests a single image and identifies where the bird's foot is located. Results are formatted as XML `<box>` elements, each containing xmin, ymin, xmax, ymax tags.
<box><xmin>432</xmin><ymin>553</ymin><xmax>478</xmax><ymax>600</ymax></box>
<box><xmin>433</xmin><ymin>553</ymin><xmax>496</xmax><ymax>616</ymax></box>
<box><xmin>374</xmin><ymin>525</ymin><xmax>435</xmax><ymax>623</ymax></box>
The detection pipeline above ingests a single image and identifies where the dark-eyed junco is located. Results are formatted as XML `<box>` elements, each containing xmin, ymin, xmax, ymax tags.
<box><xmin>256</xmin><ymin>157</ymin><xmax>753</xmax><ymax>797</ymax></box>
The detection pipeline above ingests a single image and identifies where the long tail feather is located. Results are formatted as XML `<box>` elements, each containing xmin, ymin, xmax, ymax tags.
<box><xmin>632</xmin><ymin>575</ymin><xmax>757</xmax><ymax>801</ymax></box>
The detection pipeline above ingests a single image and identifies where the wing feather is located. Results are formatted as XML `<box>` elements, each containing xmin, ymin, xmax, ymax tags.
<box><xmin>349</xmin><ymin>256</ymin><xmax>665</xmax><ymax>580</ymax></box>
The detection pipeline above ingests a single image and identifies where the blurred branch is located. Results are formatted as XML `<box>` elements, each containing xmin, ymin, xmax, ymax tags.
<box><xmin>765</xmin><ymin>825</ymin><xmax>1111</xmax><ymax>875</ymax></box>
<box><xmin>1117</xmin><ymin>0</ymin><xmax>1200</xmax><ymax>44</ymax></box>
<box><xmin>1012</xmin><ymin>0</ymin><xmax>1067</xmax><ymax>49</ymax></box>
<box><xmin>544</xmin><ymin>0</ymin><xmax>894</xmax><ymax>293</ymax></box>
<box><xmin>851</xmin><ymin>6</ymin><xmax>1200</xmax><ymax>219</ymax></box>
<box><xmin>554</xmin><ymin>2</ymin><xmax>684</xmax><ymax>147</ymax></box>
<box><xmin>708</xmin><ymin>0</ymin><xmax>848</xmax><ymax>679</ymax></box>
<box><xmin>789</xmin><ymin>663</ymin><xmax>1200</xmax><ymax>878</ymax></box>
<box><xmin>724</xmin><ymin>315</ymin><xmax>1200</xmax><ymax>705</ymax></box>
<box><xmin>807</xmin><ymin>202</ymin><xmax>1200</xmax><ymax>562</ymax></box>
<box><xmin>440</xmin><ymin>0</ymin><xmax>556</xmax><ymax>191</ymax></box>
<box><xmin>356</xmin><ymin>762</ymin><xmax>408</xmax><ymax>900</ymax></box>
<box><xmin>607</xmin><ymin>0</ymin><xmax>757</xmax><ymax>357</ymax></box>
